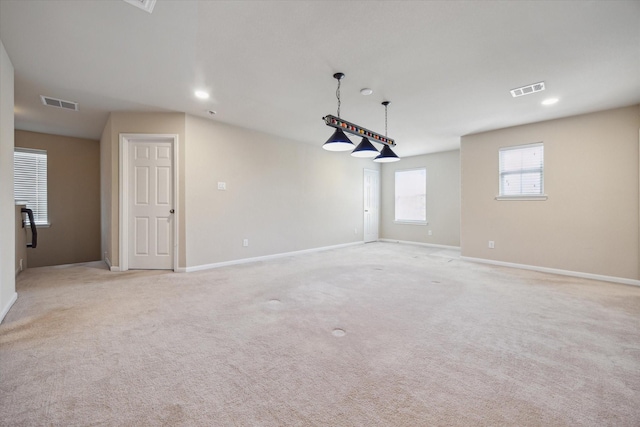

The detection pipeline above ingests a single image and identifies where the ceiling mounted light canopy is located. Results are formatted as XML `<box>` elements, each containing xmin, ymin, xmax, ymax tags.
<box><xmin>322</xmin><ymin>73</ymin><xmax>399</xmax><ymax>161</ymax></box>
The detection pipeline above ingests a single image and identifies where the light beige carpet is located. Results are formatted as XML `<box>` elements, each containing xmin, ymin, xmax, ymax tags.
<box><xmin>1</xmin><ymin>242</ymin><xmax>639</xmax><ymax>426</ymax></box>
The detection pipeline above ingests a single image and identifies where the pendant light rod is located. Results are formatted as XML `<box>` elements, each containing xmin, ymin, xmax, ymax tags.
<box><xmin>382</xmin><ymin>101</ymin><xmax>389</xmax><ymax>136</ymax></box>
<box><xmin>334</xmin><ymin>72</ymin><xmax>344</xmax><ymax>118</ymax></box>
<box><xmin>322</xmin><ymin>114</ymin><xmax>396</xmax><ymax>147</ymax></box>
<box><xmin>322</xmin><ymin>72</ymin><xmax>355</xmax><ymax>152</ymax></box>
<box><xmin>374</xmin><ymin>100</ymin><xmax>400</xmax><ymax>163</ymax></box>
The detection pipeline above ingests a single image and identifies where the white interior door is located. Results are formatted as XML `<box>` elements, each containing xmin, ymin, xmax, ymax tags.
<box><xmin>363</xmin><ymin>169</ymin><xmax>380</xmax><ymax>243</ymax></box>
<box><xmin>128</xmin><ymin>140</ymin><xmax>173</xmax><ymax>269</ymax></box>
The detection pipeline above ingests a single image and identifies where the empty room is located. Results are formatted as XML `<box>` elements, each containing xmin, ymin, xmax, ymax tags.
<box><xmin>1</xmin><ymin>1</ymin><xmax>639</xmax><ymax>425</ymax></box>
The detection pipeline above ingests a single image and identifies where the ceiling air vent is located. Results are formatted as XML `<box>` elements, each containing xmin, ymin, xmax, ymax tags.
<box><xmin>510</xmin><ymin>81</ymin><xmax>545</xmax><ymax>98</ymax></box>
<box><xmin>122</xmin><ymin>0</ymin><xmax>157</xmax><ymax>14</ymax></box>
<box><xmin>40</xmin><ymin>96</ymin><xmax>79</xmax><ymax>111</ymax></box>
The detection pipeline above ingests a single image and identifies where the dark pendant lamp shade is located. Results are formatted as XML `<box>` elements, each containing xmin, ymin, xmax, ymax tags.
<box><xmin>351</xmin><ymin>137</ymin><xmax>379</xmax><ymax>158</ymax></box>
<box><xmin>373</xmin><ymin>144</ymin><xmax>400</xmax><ymax>163</ymax></box>
<box><xmin>323</xmin><ymin>128</ymin><xmax>354</xmax><ymax>152</ymax></box>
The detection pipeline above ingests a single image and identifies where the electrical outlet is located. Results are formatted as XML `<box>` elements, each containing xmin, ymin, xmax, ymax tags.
<box><xmin>428</xmin><ymin>230</ymin><xmax>432</xmax><ymax>236</ymax></box>
<box><xmin>488</xmin><ymin>241</ymin><xmax>495</xmax><ymax>249</ymax></box>
<box><xmin>243</xmin><ymin>239</ymin><xmax>249</xmax><ymax>247</ymax></box>
<box><xmin>19</xmin><ymin>259</ymin><xmax>23</xmax><ymax>271</ymax></box>
<box><xmin>217</xmin><ymin>182</ymin><xmax>226</xmax><ymax>190</ymax></box>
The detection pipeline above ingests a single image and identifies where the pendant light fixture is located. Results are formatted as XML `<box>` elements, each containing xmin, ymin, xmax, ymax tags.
<box><xmin>322</xmin><ymin>73</ymin><xmax>399</xmax><ymax>161</ymax></box>
<box><xmin>374</xmin><ymin>101</ymin><xmax>400</xmax><ymax>163</ymax></box>
<box><xmin>351</xmin><ymin>137</ymin><xmax>379</xmax><ymax>158</ymax></box>
<box><xmin>322</xmin><ymin>73</ymin><xmax>355</xmax><ymax>152</ymax></box>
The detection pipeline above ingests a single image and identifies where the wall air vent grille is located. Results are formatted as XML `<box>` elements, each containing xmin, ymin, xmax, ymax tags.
<box><xmin>510</xmin><ymin>81</ymin><xmax>545</xmax><ymax>98</ymax></box>
<box><xmin>40</xmin><ymin>96</ymin><xmax>79</xmax><ymax>111</ymax></box>
<box><xmin>122</xmin><ymin>0</ymin><xmax>157</xmax><ymax>14</ymax></box>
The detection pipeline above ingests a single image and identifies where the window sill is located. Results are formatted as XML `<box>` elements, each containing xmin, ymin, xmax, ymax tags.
<box><xmin>394</xmin><ymin>220</ymin><xmax>428</xmax><ymax>225</ymax></box>
<box><xmin>24</xmin><ymin>222</ymin><xmax>50</xmax><ymax>228</ymax></box>
<box><xmin>495</xmin><ymin>195</ymin><xmax>548</xmax><ymax>201</ymax></box>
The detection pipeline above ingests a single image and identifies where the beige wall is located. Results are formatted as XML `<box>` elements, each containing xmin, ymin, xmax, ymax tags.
<box><xmin>15</xmin><ymin>130</ymin><xmax>101</xmax><ymax>267</ymax></box>
<box><xmin>380</xmin><ymin>150</ymin><xmax>460</xmax><ymax>247</ymax></box>
<box><xmin>0</xmin><ymin>38</ymin><xmax>17</xmax><ymax>322</ymax></box>
<box><xmin>184</xmin><ymin>115</ymin><xmax>378</xmax><ymax>267</ymax></box>
<box><xmin>461</xmin><ymin>105</ymin><xmax>640</xmax><ymax>280</ymax></box>
<box><xmin>101</xmin><ymin>112</ymin><xmax>186</xmax><ymax>269</ymax></box>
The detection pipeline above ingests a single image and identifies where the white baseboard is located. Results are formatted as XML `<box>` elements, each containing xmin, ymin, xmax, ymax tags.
<box><xmin>378</xmin><ymin>239</ymin><xmax>461</xmax><ymax>251</ymax></box>
<box><xmin>104</xmin><ymin>256</ymin><xmax>121</xmax><ymax>272</ymax></box>
<box><xmin>0</xmin><ymin>292</ymin><xmax>18</xmax><ymax>324</ymax></box>
<box><xmin>461</xmin><ymin>256</ymin><xmax>640</xmax><ymax>287</ymax></box>
<box><xmin>15</xmin><ymin>259</ymin><xmax>24</xmax><ymax>277</ymax></box>
<box><xmin>185</xmin><ymin>241</ymin><xmax>364</xmax><ymax>273</ymax></box>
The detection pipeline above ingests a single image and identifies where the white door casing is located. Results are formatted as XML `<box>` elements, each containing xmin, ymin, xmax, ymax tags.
<box><xmin>120</xmin><ymin>134</ymin><xmax>178</xmax><ymax>271</ymax></box>
<box><xmin>363</xmin><ymin>169</ymin><xmax>380</xmax><ymax>243</ymax></box>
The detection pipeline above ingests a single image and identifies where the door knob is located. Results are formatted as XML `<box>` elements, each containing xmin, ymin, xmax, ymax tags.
<box><xmin>170</xmin><ymin>209</ymin><xmax>175</xmax><ymax>214</ymax></box>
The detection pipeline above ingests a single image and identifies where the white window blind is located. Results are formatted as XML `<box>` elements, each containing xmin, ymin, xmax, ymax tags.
<box><xmin>499</xmin><ymin>143</ymin><xmax>544</xmax><ymax>196</ymax></box>
<box><xmin>395</xmin><ymin>168</ymin><xmax>426</xmax><ymax>223</ymax></box>
<box><xmin>14</xmin><ymin>148</ymin><xmax>48</xmax><ymax>225</ymax></box>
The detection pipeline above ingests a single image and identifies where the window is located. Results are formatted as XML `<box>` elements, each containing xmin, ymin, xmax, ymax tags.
<box><xmin>14</xmin><ymin>148</ymin><xmax>48</xmax><ymax>225</ymax></box>
<box><xmin>498</xmin><ymin>143</ymin><xmax>545</xmax><ymax>198</ymax></box>
<box><xmin>395</xmin><ymin>168</ymin><xmax>426</xmax><ymax>224</ymax></box>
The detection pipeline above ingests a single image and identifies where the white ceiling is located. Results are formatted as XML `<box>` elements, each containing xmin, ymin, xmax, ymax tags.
<box><xmin>1</xmin><ymin>0</ymin><xmax>639</xmax><ymax>157</ymax></box>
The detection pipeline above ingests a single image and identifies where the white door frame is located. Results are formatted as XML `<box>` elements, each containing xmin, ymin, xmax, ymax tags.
<box><xmin>119</xmin><ymin>134</ymin><xmax>179</xmax><ymax>271</ymax></box>
<box><xmin>363</xmin><ymin>168</ymin><xmax>380</xmax><ymax>243</ymax></box>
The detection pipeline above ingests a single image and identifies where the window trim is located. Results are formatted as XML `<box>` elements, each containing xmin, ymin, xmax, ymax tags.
<box><xmin>394</xmin><ymin>167</ymin><xmax>428</xmax><ymax>225</ymax></box>
<box><xmin>497</xmin><ymin>142</ymin><xmax>547</xmax><ymax>200</ymax></box>
<box><xmin>14</xmin><ymin>147</ymin><xmax>50</xmax><ymax>226</ymax></box>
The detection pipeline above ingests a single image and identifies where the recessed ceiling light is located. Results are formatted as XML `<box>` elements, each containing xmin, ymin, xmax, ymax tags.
<box><xmin>360</xmin><ymin>88</ymin><xmax>373</xmax><ymax>96</ymax></box>
<box><xmin>195</xmin><ymin>90</ymin><xmax>210</xmax><ymax>100</ymax></box>
<box><xmin>542</xmin><ymin>98</ymin><xmax>559</xmax><ymax>105</ymax></box>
